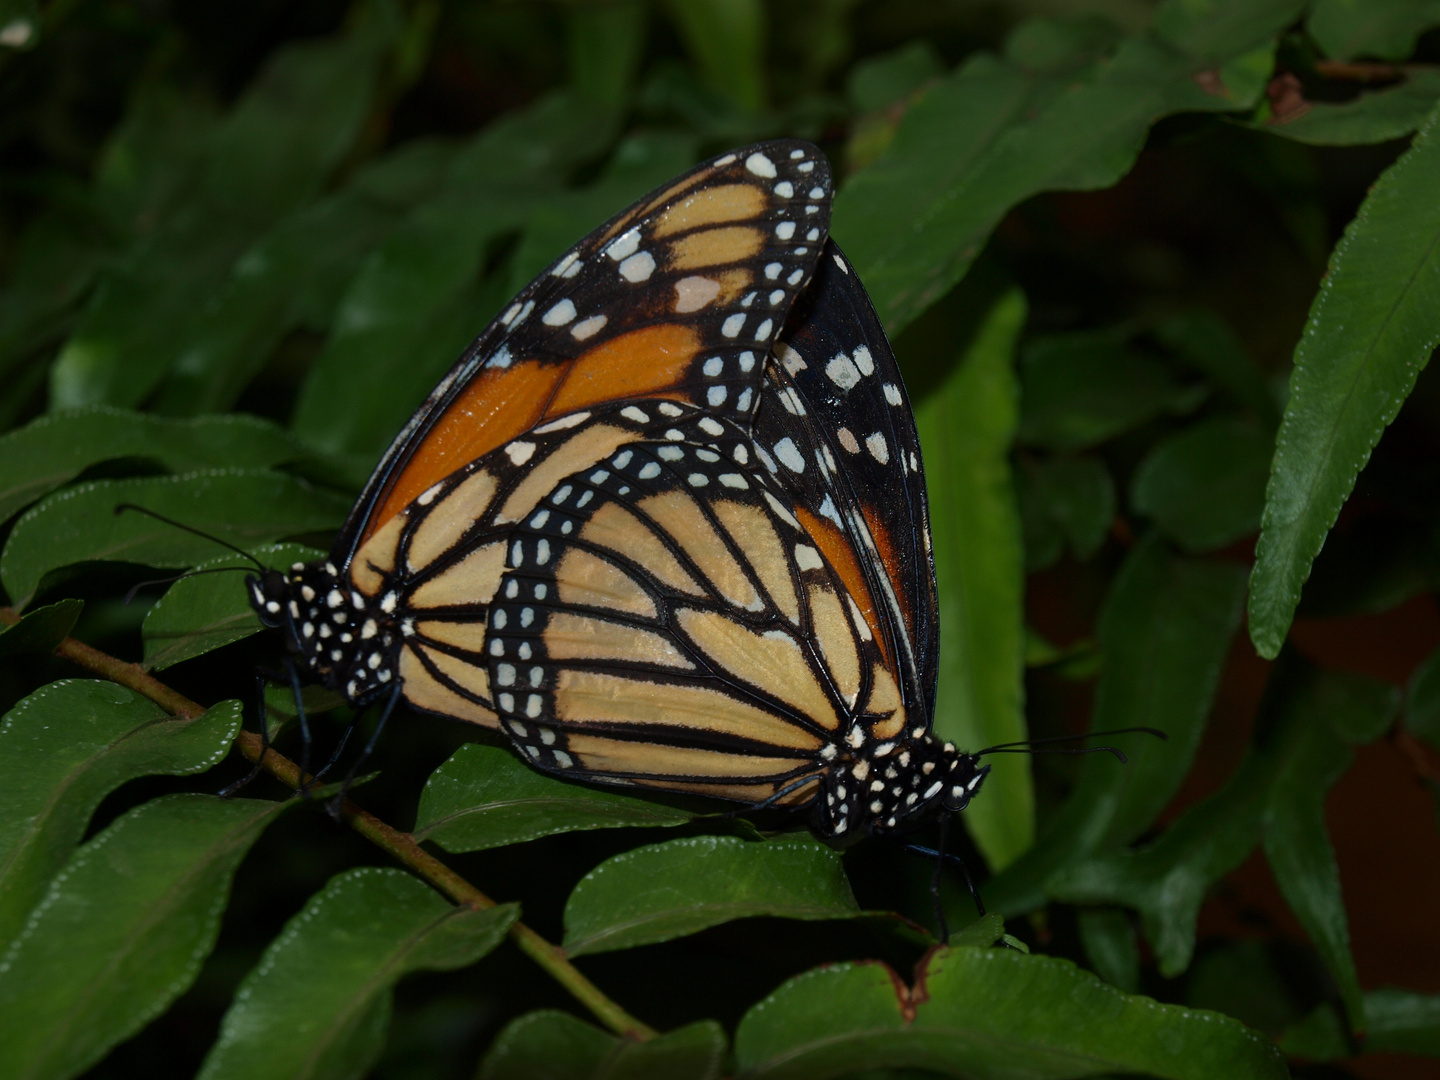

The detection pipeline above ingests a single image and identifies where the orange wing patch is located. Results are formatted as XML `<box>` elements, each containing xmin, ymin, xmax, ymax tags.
<box><xmin>363</xmin><ymin>360</ymin><xmax>565</xmax><ymax>547</ymax></box>
<box><xmin>545</xmin><ymin>324</ymin><xmax>701</xmax><ymax>416</ymax></box>
<box><xmin>794</xmin><ymin>505</ymin><xmax>887</xmax><ymax>664</ymax></box>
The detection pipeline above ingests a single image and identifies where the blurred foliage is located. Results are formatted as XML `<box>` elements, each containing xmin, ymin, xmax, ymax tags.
<box><xmin>2</xmin><ymin>1</ymin><xmax>1440</xmax><ymax>1078</ymax></box>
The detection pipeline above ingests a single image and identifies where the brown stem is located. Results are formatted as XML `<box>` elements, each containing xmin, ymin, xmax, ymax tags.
<box><xmin>1314</xmin><ymin>59</ymin><xmax>1405</xmax><ymax>83</ymax></box>
<box><xmin>0</xmin><ymin>607</ymin><xmax>655</xmax><ymax>1040</ymax></box>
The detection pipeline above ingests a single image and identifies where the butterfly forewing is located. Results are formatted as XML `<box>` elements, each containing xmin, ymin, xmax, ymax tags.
<box><xmin>331</xmin><ymin>142</ymin><xmax>835</xmax><ymax>565</ymax></box>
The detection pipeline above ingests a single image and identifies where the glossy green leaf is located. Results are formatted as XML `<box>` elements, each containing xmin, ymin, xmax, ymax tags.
<box><xmin>1283</xmin><ymin>988</ymin><xmax>1440</xmax><ymax>1059</ymax></box>
<box><xmin>2</xmin><ymin>469</ymin><xmax>349</xmax><ymax>609</ymax></box>
<box><xmin>1048</xmin><ymin>664</ymin><xmax>1396</xmax><ymax>985</ymax></box>
<box><xmin>563</xmin><ymin>836</ymin><xmax>858</xmax><ymax>956</ymax></box>
<box><xmin>0</xmin><ymin>794</ymin><xmax>286</xmax><ymax>1080</ymax></box>
<box><xmin>0</xmin><ymin>598</ymin><xmax>82</xmax><ymax>657</ymax></box>
<box><xmin>479</xmin><ymin>1011</ymin><xmax>726</xmax><ymax>1080</ymax></box>
<box><xmin>1249</xmin><ymin>99</ymin><xmax>1440</xmax><ymax>658</ymax></box>
<box><xmin>917</xmin><ymin>289</ymin><xmax>1031</xmax><ymax>870</ymax></box>
<box><xmin>1308</xmin><ymin>0</ymin><xmax>1440</xmax><ymax>62</ymax></box>
<box><xmin>1016</xmin><ymin>455</ymin><xmax>1115</xmax><ymax>571</ymax></box>
<box><xmin>49</xmin><ymin>1</ymin><xmax>402</xmax><ymax>410</ymax></box>
<box><xmin>291</xmin><ymin>92</ymin><xmax>617</xmax><ymax>469</ymax></box>
<box><xmin>1077</xmin><ymin>907</ymin><xmax>1140</xmax><ymax>992</ymax></box>
<box><xmin>154</xmin><ymin>139</ymin><xmax>458</xmax><ymax>415</ymax></box>
<box><xmin>0</xmin><ymin>407</ymin><xmax>301</xmax><ymax>525</ymax></box>
<box><xmin>833</xmin><ymin>4</ymin><xmax>1292</xmax><ymax>333</ymax></box>
<box><xmin>0</xmin><ymin>681</ymin><xmax>240</xmax><ymax>944</ymax></box>
<box><xmin>1131</xmin><ymin>417</ymin><xmax>1272</xmax><ymax>552</ymax></box>
<box><xmin>733</xmin><ymin>947</ymin><xmax>1288</xmax><ymax>1079</ymax></box>
<box><xmin>1018</xmin><ymin>333</ymin><xmax>1205</xmax><ymax>451</ymax></box>
<box><xmin>198</xmin><ymin>869</ymin><xmax>516</xmax><ymax>1080</ymax></box>
<box><xmin>142</xmin><ymin>543</ymin><xmax>324</xmax><ymax>670</ymax></box>
<box><xmin>1154</xmin><ymin>0</ymin><xmax>1307</xmax><ymax>59</ymax></box>
<box><xmin>988</xmin><ymin>537</ymin><xmax>1245</xmax><ymax>915</ymax></box>
<box><xmin>415</xmin><ymin>743</ymin><xmax>694</xmax><ymax>852</ymax></box>
<box><xmin>1406</xmin><ymin>644</ymin><xmax>1440</xmax><ymax>750</ymax></box>
<box><xmin>1261</xmin><ymin>68</ymin><xmax>1440</xmax><ymax>145</ymax></box>
<box><xmin>661</xmin><ymin>0</ymin><xmax>766</xmax><ymax>111</ymax></box>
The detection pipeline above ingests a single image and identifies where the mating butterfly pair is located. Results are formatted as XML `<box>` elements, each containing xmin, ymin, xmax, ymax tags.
<box><xmin>249</xmin><ymin>140</ymin><xmax>990</xmax><ymax>842</ymax></box>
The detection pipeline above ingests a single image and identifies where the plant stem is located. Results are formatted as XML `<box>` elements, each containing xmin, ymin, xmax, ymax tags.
<box><xmin>0</xmin><ymin>607</ymin><xmax>656</xmax><ymax>1040</ymax></box>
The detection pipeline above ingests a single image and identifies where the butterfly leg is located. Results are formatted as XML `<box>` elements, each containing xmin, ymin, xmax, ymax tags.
<box><xmin>899</xmin><ymin>819</ymin><xmax>987</xmax><ymax>944</ymax></box>
<box><xmin>722</xmin><ymin>774</ymin><xmax>818</xmax><ymax>819</ymax></box>
<box><xmin>326</xmin><ymin>683</ymin><xmax>402</xmax><ymax>819</ymax></box>
<box><xmin>217</xmin><ymin>665</ymin><xmax>284</xmax><ymax>798</ymax></box>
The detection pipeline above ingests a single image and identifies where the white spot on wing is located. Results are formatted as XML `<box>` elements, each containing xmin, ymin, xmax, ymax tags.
<box><xmin>506</xmin><ymin>441</ymin><xmax>537</xmax><ymax>465</ymax></box>
<box><xmin>619</xmin><ymin>251</ymin><xmax>655</xmax><ymax>282</ymax></box>
<box><xmin>794</xmin><ymin>544</ymin><xmax>823</xmax><ymax>571</ymax></box>
<box><xmin>853</xmin><ymin>346</ymin><xmax>875</xmax><ymax>376</ymax></box>
<box><xmin>607</xmin><ymin>227</ymin><xmax>641</xmax><ymax>261</ymax></box>
<box><xmin>721</xmin><ymin>314</ymin><xmax>745</xmax><ymax>338</ymax></box>
<box><xmin>826</xmin><ymin>353</ymin><xmax>861</xmax><ymax>391</ymax></box>
<box><xmin>543</xmin><ymin>299</ymin><xmax>576</xmax><ymax>326</ymax></box>
<box><xmin>746</xmin><ymin>152</ymin><xmax>777</xmax><ymax>178</ymax></box>
<box><xmin>884</xmin><ymin>383</ymin><xmax>903</xmax><ymax>406</ymax></box>
<box><xmin>675</xmin><ymin>276</ymin><xmax>721</xmax><ymax>313</ymax></box>
<box><xmin>776</xmin><ymin>343</ymin><xmax>806</xmax><ymax>373</ymax></box>
<box><xmin>773</xmin><ymin>437</ymin><xmax>805</xmax><ymax>473</ymax></box>
<box><xmin>865</xmin><ymin>433</ymin><xmax>889</xmax><ymax>464</ymax></box>
<box><xmin>571</xmin><ymin>314</ymin><xmax>607</xmax><ymax>340</ymax></box>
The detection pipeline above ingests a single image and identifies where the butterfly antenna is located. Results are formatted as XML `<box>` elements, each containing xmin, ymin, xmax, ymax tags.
<box><xmin>123</xmin><ymin>565</ymin><xmax>254</xmax><ymax>605</ymax></box>
<box><xmin>113</xmin><ymin>503</ymin><xmax>266</xmax><ymax>571</ymax></box>
<box><xmin>976</xmin><ymin>726</ymin><xmax>1167</xmax><ymax>763</ymax></box>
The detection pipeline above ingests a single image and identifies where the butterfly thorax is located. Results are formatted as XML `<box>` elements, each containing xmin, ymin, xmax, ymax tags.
<box><xmin>248</xmin><ymin>562</ymin><xmax>401</xmax><ymax>705</ymax></box>
<box><xmin>817</xmin><ymin>729</ymin><xmax>989</xmax><ymax>840</ymax></box>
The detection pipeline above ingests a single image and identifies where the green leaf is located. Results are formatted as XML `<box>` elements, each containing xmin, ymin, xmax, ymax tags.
<box><xmin>1260</xmin><ymin>67</ymin><xmax>1440</xmax><ymax>145</ymax></box>
<box><xmin>1077</xmin><ymin>907</ymin><xmax>1141</xmax><ymax>992</ymax></box>
<box><xmin>0</xmin><ymin>598</ymin><xmax>82</xmax><ymax>657</ymax></box>
<box><xmin>0</xmin><ymin>407</ymin><xmax>301</xmax><ymax>525</ymax></box>
<box><xmin>986</xmin><ymin>537</ymin><xmax>1246</xmax><ymax>916</ymax></box>
<box><xmin>1249</xmin><ymin>99</ymin><xmax>1440</xmax><ymax>658</ymax></box>
<box><xmin>479</xmin><ymin>1011</ymin><xmax>726</xmax><ymax>1080</ymax></box>
<box><xmin>0</xmin><ymin>794</ymin><xmax>286</xmax><ymax>1080</ymax></box>
<box><xmin>1016</xmin><ymin>455</ymin><xmax>1115</xmax><ymax>571</ymax></box>
<box><xmin>49</xmin><ymin>1</ymin><xmax>403</xmax><ymax>410</ymax></box>
<box><xmin>1283</xmin><ymin>989</ymin><xmax>1440</xmax><ymax>1058</ymax></box>
<box><xmin>732</xmin><ymin>947</ymin><xmax>1288</xmax><ymax>1079</ymax></box>
<box><xmin>0</xmin><ymin>681</ymin><xmax>241</xmax><ymax>945</ymax></box>
<box><xmin>1</xmin><ymin>469</ymin><xmax>349</xmax><ymax>609</ymax></box>
<box><xmin>1047</xmin><ymin>663</ymin><xmax>1396</xmax><ymax>983</ymax></box>
<box><xmin>562</xmin><ymin>836</ymin><xmax>858</xmax><ymax>956</ymax></box>
<box><xmin>916</xmin><ymin>289</ymin><xmax>1032</xmax><ymax>870</ymax></box>
<box><xmin>153</xmin><ymin>139</ymin><xmax>459</xmax><ymax>415</ymax></box>
<box><xmin>1154</xmin><ymin>0</ymin><xmax>1306</xmax><ymax>59</ymax></box>
<box><xmin>198</xmin><ymin>869</ymin><xmax>516</xmax><ymax>1080</ymax></box>
<box><xmin>660</xmin><ymin>0</ymin><xmax>767</xmax><ymax>111</ymax></box>
<box><xmin>567</xmin><ymin>2</ymin><xmax>648</xmax><ymax>109</ymax></box>
<box><xmin>1130</xmin><ymin>417</ymin><xmax>1272</xmax><ymax>552</ymax></box>
<box><xmin>1261</xmin><ymin>669</ymin><xmax>1397</xmax><ymax>1031</ymax></box>
<box><xmin>414</xmin><ymin>743</ymin><xmax>694</xmax><ymax>852</ymax></box>
<box><xmin>847</xmin><ymin>41</ymin><xmax>945</xmax><ymax>113</ymax></box>
<box><xmin>1018</xmin><ymin>332</ymin><xmax>1205</xmax><ymax>450</ymax></box>
<box><xmin>1407</xmin><ymin>644</ymin><xmax>1440</xmax><ymax>750</ymax></box>
<box><xmin>291</xmin><ymin>92</ymin><xmax>618</xmax><ymax>469</ymax></box>
<box><xmin>142</xmin><ymin>543</ymin><xmax>324</xmax><ymax>670</ymax></box>
<box><xmin>1308</xmin><ymin>0</ymin><xmax>1440</xmax><ymax>62</ymax></box>
<box><xmin>833</xmin><ymin>5</ymin><xmax>1294</xmax><ymax>334</ymax></box>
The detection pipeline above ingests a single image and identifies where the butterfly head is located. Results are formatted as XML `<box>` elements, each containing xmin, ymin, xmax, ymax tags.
<box><xmin>247</xmin><ymin>560</ymin><xmax>399</xmax><ymax>704</ymax></box>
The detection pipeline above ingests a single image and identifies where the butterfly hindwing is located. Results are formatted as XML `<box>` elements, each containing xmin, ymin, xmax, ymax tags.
<box><xmin>752</xmin><ymin>240</ymin><xmax>938</xmax><ymax>721</ymax></box>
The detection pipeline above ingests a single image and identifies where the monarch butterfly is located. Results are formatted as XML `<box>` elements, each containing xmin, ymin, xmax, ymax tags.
<box><xmin>249</xmin><ymin>139</ymin><xmax>993</xmax><ymax>842</ymax></box>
